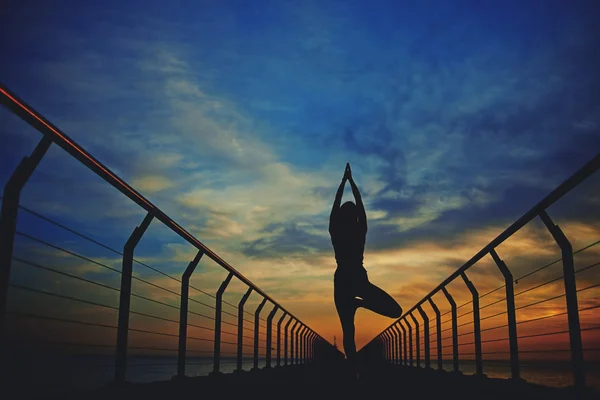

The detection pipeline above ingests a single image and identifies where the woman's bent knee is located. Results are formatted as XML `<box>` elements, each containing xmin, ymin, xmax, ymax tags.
<box><xmin>390</xmin><ymin>303</ymin><xmax>403</xmax><ymax>318</ymax></box>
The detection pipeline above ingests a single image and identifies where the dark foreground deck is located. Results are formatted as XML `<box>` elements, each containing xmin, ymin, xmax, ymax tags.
<box><xmin>47</xmin><ymin>361</ymin><xmax>598</xmax><ymax>400</ymax></box>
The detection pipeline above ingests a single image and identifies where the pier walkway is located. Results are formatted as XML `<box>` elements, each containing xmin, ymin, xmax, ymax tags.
<box><xmin>58</xmin><ymin>361</ymin><xmax>597</xmax><ymax>400</ymax></box>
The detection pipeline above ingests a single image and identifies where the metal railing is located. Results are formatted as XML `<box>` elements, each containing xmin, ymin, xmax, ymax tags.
<box><xmin>358</xmin><ymin>153</ymin><xmax>600</xmax><ymax>390</ymax></box>
<box><xmin>0</xmin><ymin>83</ymin><xmax>339</xmax><ymax>390</ymax></box>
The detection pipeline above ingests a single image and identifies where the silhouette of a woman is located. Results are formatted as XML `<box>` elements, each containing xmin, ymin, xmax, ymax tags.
<box><xmin>329</xmin><ymin>163</ymin><xmax>402</xmax><ymax>366</ymax></box>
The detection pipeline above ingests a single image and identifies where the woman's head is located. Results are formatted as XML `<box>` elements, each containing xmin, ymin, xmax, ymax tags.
<box><xmin>339</xmin><ymin>201</ymin><xmax>359</xmax><ymax>225</ymax></box>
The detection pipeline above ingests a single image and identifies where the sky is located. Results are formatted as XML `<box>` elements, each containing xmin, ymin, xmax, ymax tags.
<box><xmin>1</xmin><ymin>0</ymin><xmax>599</xmax><ymax>368</ymax></box>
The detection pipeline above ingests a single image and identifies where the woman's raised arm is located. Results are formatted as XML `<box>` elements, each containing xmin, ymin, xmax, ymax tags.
<box><xmin>329</xmin><ymin>176</ymin><xmax>346</xmax><ymax>233</ymax></box>
<box><xmin>348</xmin><ymin>175</ymin><xmax>367</xmax><ymax>231</ymax></box>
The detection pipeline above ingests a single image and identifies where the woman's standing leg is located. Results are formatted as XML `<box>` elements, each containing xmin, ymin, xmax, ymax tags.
<box><xmin>334</xmin><ymin>282</ymin><xmax>358</xmax><ymax>363</ymax></box>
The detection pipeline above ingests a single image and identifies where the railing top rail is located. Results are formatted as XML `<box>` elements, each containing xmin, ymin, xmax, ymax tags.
<box><xmin>0</xmin><ymin>82</ymin><xmax>327</xmax><ymax>341</ymax></box>
<box><xmin>369</xmin><ymin>152</ymin><xmax>599</xmax><ymax>340</ymax></box>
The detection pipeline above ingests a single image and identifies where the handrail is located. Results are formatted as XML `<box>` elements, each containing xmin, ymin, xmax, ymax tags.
<box><xmin>0</xmin><ymin>82</ymin><xmax>327</xmax><ymax>344</ymax></box>
<box><xmin>369</xmin><ymin>152</ymin><xmax>599</xmax><ymax>340</ymax></box>
<box><xmin>358</xmin><ymin>152</ymin><xmax>600</xmax><ymax>390</ymax></box>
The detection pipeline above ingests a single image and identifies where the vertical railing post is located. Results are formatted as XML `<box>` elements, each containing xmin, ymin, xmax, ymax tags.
<box><xmin>306</xmin><ymin>332</ymin><xmax>312</xmax><ymax>362</ymax></box>
<box><xmin>316</xmin><ymin>333</ymin><xmax>320</xmax><ymax>362</ymax></box>
<box><xmin>307</xmin><ymin>330</ymin><xmax>311</xmax><ymax>363</ymax></box>
<box><xmin>442</xmin><ymin>287</ymin><xmax>459</xmax><ymax>373</ymax></box>
<box><xmin>410</xmin><ymin>313</ymin><xmax>420</xmax><ymax>367</ymax></box>
<box><xmin>297</xmin><ymin>325</ymin><xmax>304</xmax><ymax>364</ymax></box>
<box><xmin>393</xmin><ymin>324</ymin><xmax>402</xmax><ymax>365</ymax></box>
<box><xmin>265</xmin><ymin>304</ymin><xmax>279</xmax><ymax>368</ymax></box>
<box><xmin>177</xmin><ymin>250</ymin><xmax>204</xmax><ymax>378</ymax></box>
<box><xmin>309</xmin><ymin>331</ymin><xmax>313</xmax><ymax>362</ymax></box>
<box><xmin>295</xmin><ymin>322</ymin><xmax>301</xmax><ymax>365</ymax></box>
<box><xmin>302</xmin><ymin>327</ymin><xmax>308</xmax><ymax>364</ymax></box>
<box><xmin>417</xmin><ymin>305</ymin><xmax>430</xmax><ymax>369</ymax></box>
<box><xmin>389</xmin><ymin>327</ymin><xmax>398</xmax><ymax>364</ymax></box>
<box><xmin>0</xmin><ymin>135</ymin><xmax>52</xmax><ymax>341</ymax></box>
<box><xmin>400</xmin><ymin>321</ymin><xmax>408</xmax><ymax>366</ymax></box>
<box><xmin>284</xmin><ymin>317</ymin><xmax>293</xmax><ymax>365</ymax></box>
<box><xmin>380</xmin><ymin>334</ymin><xmax>386</xmax><ymax>361</ymax></box>
<box><xmin>383</xmin><ymin>331</ymin><xmax>390</xmax><ymax>362</ymax></box>
<box><xmin>303</xmin><ymin>327</ymin><xmax>308</xmax><ymax>364</ymax></box>
<box><xmin>490</xmin><ymin>249</ymin><xmax>519</xmax><ymax>380</ymax></box>
<box><xmin>306</xmin><ymin>329</ymin><xmax>312</xmax><ymax>364</ymax></box>
<box><xmin>405</xmin><ymin>318</ymin><xmax>413</xmax><ymax>366</ymax></box>
<box><xmin>387</xmin><ymin>329</ymin><xmax>394</xmax><ymax>363</ymax></box>
<box><xmin>307</xmin><ymin>332</ymin><xmax>312</xmax><ymax>362</ymax></box>
<box><xmin>428</xmin><ymin>298</ymin><xmax>443</xmax><ymax>370</ymax></box>
<box><xmin>310</xmin><ymin>332</ymin><xmax>316</xmax><ymax>362</ymax></box>
<box><xmin>302</xmin><ymin>326</ymin><xmax>307</xmax><ymax>364</ymax></box>
<box><xmin>300</xmin><ymin>326</ymin><xmax>305</xmax><ymax>364</ymax></box>
<box><xmin>290</xmin><ymin>320</ymin><xmax>299</xmax><ymax>365</ymax></box>
<box><xmin>391</xmin><ymin>327</ymin><xmax>399</xmax><ymax>364</ymax></box>
<box><xmin>236</xmin><ymin>287</ymin><xmax>253</xmax><ymax>372</ymax></box>
<box><xmin>318</xmin><ymin>334</ymin><xmax>323</xmax><ymax>361</ymax></box>
<box><xmin>276</xmin><ymin>312</ymin><xmax>287</xmax><ymax>367</ymax></box>
<box><xmin>383</xmin><ymin>332</ymin><xmax>390</xmax><ymax>362</ymax></box>
<box><xmin>253</xmin><ymin>298</ymin><xmax>268</xmax><ymax>370</ymax></box>
<box><xmin>299</xmin><ymin>327</ymin><xmax>305</xmax><ymax>364</ymax></box>
<box><xmin>212</xmin><ymin>272</ymin><xmax>234</xmax><ymax>375</ymax></box>
<box><xmin>385</xmin><ymin>329</ymin><xmax>392</xmax><ymax>363</ymax></box>
<box><xmin>115</xmin><ymin>212</ymin><xmax>154</xmax><ymax>383</ymax></box>
<box><xmin>461</xmin><ymin>272</ymin><xmax>482</xmax><ymax>376</ymax></box>
<box><xmin>539</xmin><ymin>211</ymin><xmax>585</xmax><ymax>389</ymax></box>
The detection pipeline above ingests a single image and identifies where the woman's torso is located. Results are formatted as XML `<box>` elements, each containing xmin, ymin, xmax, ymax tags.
<box><xmin>331</xmin><ymin>227</ymin><xmax>367</xmax><ymax>279</ymax></box>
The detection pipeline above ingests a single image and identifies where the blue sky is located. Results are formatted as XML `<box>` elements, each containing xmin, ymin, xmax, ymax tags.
<box><xmin>1</xmin><ymin>0</ymin><xmax>599</xmax><ymax>347</ymax></box>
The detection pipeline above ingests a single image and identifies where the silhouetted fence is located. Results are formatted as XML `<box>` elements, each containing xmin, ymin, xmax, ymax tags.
<box><xmin>0</xmin><ymin>83</ymin><xmax>339</xmax><ymax>393</ymax></box>
<box><xmin>358</xmin><ymin>153</ymin><xmax>600</xmax><ymax>390</ymax></box>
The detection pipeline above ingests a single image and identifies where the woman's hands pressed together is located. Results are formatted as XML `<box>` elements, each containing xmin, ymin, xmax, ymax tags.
<box><xmin>344</xmin><ymin>163</ymin><xmax>352</xmax><ymax>181</ymax></box>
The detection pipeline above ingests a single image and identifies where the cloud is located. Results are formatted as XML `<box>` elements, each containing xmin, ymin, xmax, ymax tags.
<box><xmin>242</xmin><ymin>222</ymin><xmax>329</xmax><ymax>258</ymax></box>
<box><xmin>130</xmin><ymin>176</ymin><xmax>175</xmax><ymax>193</ymax></box>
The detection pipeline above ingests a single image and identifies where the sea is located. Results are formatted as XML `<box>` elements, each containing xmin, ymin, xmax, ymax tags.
<box><xmin>3</xmin><ymin>354</ymin><xmax>599</xmax><ymax>397</ymax></box>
